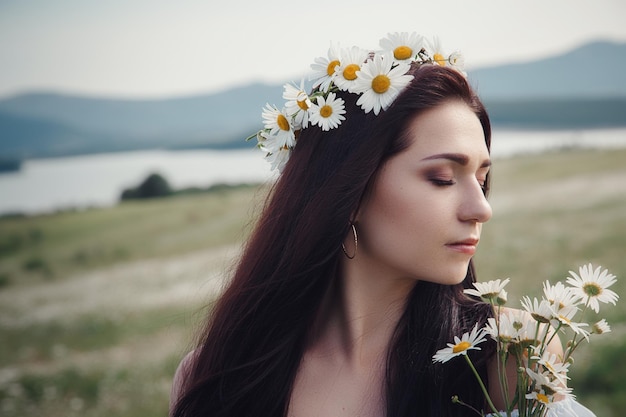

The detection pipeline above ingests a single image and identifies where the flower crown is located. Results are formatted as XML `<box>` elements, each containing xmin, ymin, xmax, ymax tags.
<box><xmin>247</xmin><ymin>32</ymin><xmax>466</xmax><ymax>172</ymax></box>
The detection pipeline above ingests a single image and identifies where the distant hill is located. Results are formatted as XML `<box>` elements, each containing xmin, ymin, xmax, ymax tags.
<box><xmin>1</xmin><ymin>39</ymin><xmax>625</xmax><ymax>160</ymax></box>
<box><xmin>468</xmin><ymin>40</ymin><xmax>626</xmax><ymax>99</ymax></box>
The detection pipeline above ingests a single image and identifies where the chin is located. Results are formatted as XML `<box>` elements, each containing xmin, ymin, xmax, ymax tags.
<box><xmin>439</xmin><ymin>264</ymin><xmax>471</xmax><ymax>286</ymax></box>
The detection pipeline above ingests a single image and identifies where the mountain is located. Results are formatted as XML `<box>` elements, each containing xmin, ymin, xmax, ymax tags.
<box><xmin>0</xmin><ymin>83</ymin><xmax>287</xmax><ymax>159</ymax></box>
<box><xmin>1</xmin><ymin>40</ymin><xmax>625</xmax><ymax>160</ymax></box>
<box><xmin>468</xmin><ymin>40</ymin><xmax>626</xmax><ymax>99</ymax></box>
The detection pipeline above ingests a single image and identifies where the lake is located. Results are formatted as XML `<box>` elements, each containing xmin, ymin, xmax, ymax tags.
<box><xmin>1</xmin><ymin>128</ymin><xmax>626</xmax><ymax>215</ymax></box>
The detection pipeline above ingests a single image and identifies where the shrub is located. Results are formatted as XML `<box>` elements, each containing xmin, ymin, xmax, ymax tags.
<box><xmin>120</xmin><ymin>173</ymin><xmax>172</xmax><ymax>201</ymax></box>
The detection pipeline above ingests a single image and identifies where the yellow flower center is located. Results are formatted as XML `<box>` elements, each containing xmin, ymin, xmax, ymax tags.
<box><xmin>452</xmin><ymin>341</ymin><xmax>471</xmax><ymax>353</ymax></box>
<box><xmin>297</xmin><ymin>98</ymin><xmax>309</xmax><ymax>111</ymax></box>
<box><xmin>536</xmin><ymin>393</ymin><xmax>550</xmax><ymax>404</ymax></box>
<box><xmin>433</xmin><ymin>53</ymin><xmax>446</xmax><ymax>66</ymax></box>
<box><xmin>372</xmin><ymin>75</ymin><xmax>391</xmax><ymax>94</ymax></box>
<box><xmin>276</xmin><ymin>114</ymin><xmax>290</xmax><ymax>131</ymax></box>
<box><xmin>320</xmin><ymin>105</ymin><xmax>333</xmax><ymax>118</ymax></box>
<box><xmin>393</xmin><ymin>45</ymin><xmax>413</xmax><ymax>60</ymax></box>
<box><xmin>327</xmin><ymin>60</ymin><xmax>340</xmax><ymax>76</ymax></box>
<box><xmin>343</xmin><ymin>64</ymin><xmax>360</xmax><ymax>81</ymax></box>
<box><xmin>583</xmin><ymin>283</ymin><xmax>602</xmax><ymax>297</ymax></box>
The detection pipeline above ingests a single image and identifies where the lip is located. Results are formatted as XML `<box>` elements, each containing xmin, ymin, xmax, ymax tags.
<box><xmin>446</xmin><ymin>238</ymin><xmax>479</xmax><ymax>255</ymax></box>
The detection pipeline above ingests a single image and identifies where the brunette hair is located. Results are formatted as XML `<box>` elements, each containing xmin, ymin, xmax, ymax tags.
<box><xmin>173</xmin><ymin>64</ymin><xmax>494</xmax><ymax>417</ymax></box>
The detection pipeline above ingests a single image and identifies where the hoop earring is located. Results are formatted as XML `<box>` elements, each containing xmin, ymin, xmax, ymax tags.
<box><xmin>342</xmin><ymin>223</ymin><xmax>358</xmax><ymax>259</ymax></box>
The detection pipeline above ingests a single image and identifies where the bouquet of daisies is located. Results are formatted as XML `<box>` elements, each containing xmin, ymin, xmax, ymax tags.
<box><xmin>432</xmin><ymin>264</ymin><xmax>619</xmax><ymax>417</ymax></box>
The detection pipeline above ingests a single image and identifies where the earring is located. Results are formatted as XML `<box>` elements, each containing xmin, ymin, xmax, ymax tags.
<box><xmin>342</xmin><ymin>223</ymin><xmax>358</xmax><ymax>259</ymax></box>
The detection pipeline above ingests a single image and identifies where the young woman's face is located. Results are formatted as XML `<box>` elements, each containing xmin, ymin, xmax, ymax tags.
<box><xmin>355</xmin><ymin>100</ymin><xmax>492</xmax><ymax>285</ymax></box>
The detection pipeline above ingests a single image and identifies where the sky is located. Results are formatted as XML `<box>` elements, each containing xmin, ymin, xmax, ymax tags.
<box><xmin>1</xmin><ymin>0</ymin><xmax>625</xmax><ymax>99</ymax></box>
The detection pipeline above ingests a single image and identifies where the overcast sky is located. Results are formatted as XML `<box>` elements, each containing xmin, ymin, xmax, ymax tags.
<box><xmin>1</xmin><ymin>0</ymin><xmax>625</xmax><ymax>99</ymax></box>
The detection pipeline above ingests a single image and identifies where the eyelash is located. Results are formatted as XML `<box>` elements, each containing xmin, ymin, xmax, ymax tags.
<box><xmin>430</xmin><ymin>179</ymin><xmax>455</xmax><ymax>187</ymax></box>
<box><xmin>430</xmin><ymin>177</ymin><xmax>490</xmax><ymax>193</ymax></box>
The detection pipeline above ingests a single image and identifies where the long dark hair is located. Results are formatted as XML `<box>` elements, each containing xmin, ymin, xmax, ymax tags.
<box><xmin>173</xmin><ymin>64</ymin><xmax>495</xmax><ymax>417</ymax></box>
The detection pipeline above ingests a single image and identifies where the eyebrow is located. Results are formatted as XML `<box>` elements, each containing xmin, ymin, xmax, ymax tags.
<box><xmin>421</xmin><ymin>152</ymin><xmax>491</xmax><ymax>168</ymax></box>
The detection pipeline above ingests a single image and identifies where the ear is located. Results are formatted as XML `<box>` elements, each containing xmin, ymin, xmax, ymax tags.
<box><xmin>350</xmin><ymin>207</ymin><xmax>361</xmax><ymax>224</ymax></box>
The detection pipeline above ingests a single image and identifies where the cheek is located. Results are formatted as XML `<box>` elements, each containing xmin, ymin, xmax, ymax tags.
<box><xmin>360</xmin><ymin>187</ymin><xmax>441</xmax><ymax>253</ymax></box>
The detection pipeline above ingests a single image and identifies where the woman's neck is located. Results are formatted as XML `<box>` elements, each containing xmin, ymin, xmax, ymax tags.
<box><xmin>309</xmin><ymin>257</ymin><xmax>416</xmax><ymax>370</ymax></box>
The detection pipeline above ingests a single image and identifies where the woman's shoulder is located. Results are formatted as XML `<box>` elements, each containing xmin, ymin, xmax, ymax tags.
<box><xmin>169</xmin><ymin>349</ymin><xmax>199</xmax><ymax>416</ymax></box>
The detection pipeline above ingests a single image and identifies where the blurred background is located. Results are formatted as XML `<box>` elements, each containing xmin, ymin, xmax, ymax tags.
<box><xmin>1</xmin><ymin>0</ymin><xmax>625</xmax><ymax>416</ymax></box>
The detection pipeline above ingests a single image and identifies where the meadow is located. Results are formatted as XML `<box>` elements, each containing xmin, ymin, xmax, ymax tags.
<box><xmin>1</xmin><ymin>148</ymin><xmax>625</xmax><ymax>416</ymax></box>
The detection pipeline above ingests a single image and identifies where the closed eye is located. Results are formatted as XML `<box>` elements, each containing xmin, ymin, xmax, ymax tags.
<box><xmin>430</xmin><ymin>178</ymin><xmax>456</xmax><ymax>187</ymax></box>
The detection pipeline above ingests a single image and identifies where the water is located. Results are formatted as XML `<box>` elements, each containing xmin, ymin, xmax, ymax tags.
<box><xmin>0</xmin><ymin>149</ymin><xmax>275</xmax><ymax>215</ymax></box>
<box><xmin>1</xmin><ymin>128</ymin><xmax>625</xmax><ymax>216</ymax></box>
<box><xmin>489</xmin><ymin>128</ymin><xmax>626</xmax><ymax>158</ymax></box>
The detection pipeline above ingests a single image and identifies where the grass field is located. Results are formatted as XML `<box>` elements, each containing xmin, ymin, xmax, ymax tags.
<box><xmin>1</xmin><ymin>148</ymin><xmax>625</xmax><ymax>416</ymax></box>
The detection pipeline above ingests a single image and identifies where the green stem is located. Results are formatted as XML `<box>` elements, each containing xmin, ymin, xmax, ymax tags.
<box><xmin>499</xmin><ymin>350</ymin><xmax>511</xmax><ymax>414</ymax></box>
<box><xmin>492</xmin><ymin>304</ymin><xmax>510</xmax><ymax>413</ymax></box>
<box><xmin>464</xmin><ymin>354</ymin><xmax>502</xmax><ymax>416</ymax></box>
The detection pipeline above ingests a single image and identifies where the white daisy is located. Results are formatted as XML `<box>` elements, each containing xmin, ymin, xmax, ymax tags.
<box><xmin>566</xmin><ymin>263</ymin><xmax>619</xmax><ymax>313</ymax></box>
<box><xmin>532</xmin><ymin>351</ymin><xmax>570</xmax><ymax>385</ymax></box>
<box><xmin>543</xmin><ymin>281</ymin><xmax>581</xmax><ymax>312</ymax></box>
<box><xmin>521</xmin><ymin>296</ymin><xmax>555</xmax><ymax>324</ymax></box>
<box><xmin>379</xmin><ymin>31</ymin><xmax>424</xmax><ymax>64</ymax></box>
<box><xmin>426</xmin><ymin>36</ymin><xmax>448</xmax><ymax>67</ymax></box>
<box><xmin>464</xmin><ymin>278</ymin><xmax>510</xmax><ymax>302</ymax></box>
<box><xmin>485</xmin><ymin>309</ymin><xmax>538</xmax><ymax>349</ymax></box>
<box><xmin>351</xmin><ymin>53</ymin><xmax>413</xmax><ymax>115</ymax></box>
<box><xmin>550</xmin><ymin>307</ymin><xmax>590</xmax><ymax>341</ymax></box>
<box><xmin>432</xmin><ymin>324</ymin><xmax>487</xmax><ymax>363</ymax></box>
<box><xmin>283</xmin><ymin>80</ymin><xmax>311</xmax><ymax>130</ymax></box>
<box><xmin>261</xmin><ymin>103</ymin><xmax>296</xmax><ymax>150</ymax></box>
<box><xmin>592</xmin><ymin>318</ymin><xmax>611</xmax><ymax>334</ymax></box>
<box><xmin>447</xmin><ymin>50</ymin><xmax>466</xmax><ymax>69</ymax></box>
<box><xmin>484</xmin><ymin>312</ymin><xmax>519</xmax><ymax>344</ymax></box>
<box><xmin>526</xmin><ymin>390</ymin><xmax>559</xmax><ymax>409</ymax></box>
<box><xmin>333</xmin><ymin>46</ymin><xmax>369</xmax><ymax>92</ymax></box>
<box><xmin>525</xmin><ymin>367</ymin><xmax>573</xmax><ymax>402</ymax></box>
<box><xmin>514</xmin><ymin>318</ymin><xmax>541</xmax><ymax>347</ymax></box>
<box><xmin>257</xmin><ymin>130</ymin><xmax>280</xmax><ymax>155</ymax></box>
<box><xmin>496</xmin><ymin>289</ymin><xmax>508</xmax><ymax>305</ymax></box>
<box><xmin>265</xmin><ymin>146</ymin><xmax>291</xmax><ymax>173</ymax></box>
<box><xmin>308</xmin><ymin>92</ymin><xmax>346</xmax><ymax>131</ymax></box>
<box><xmin>310</xmin><ymin>43</ymin><xmax>341</xmax><ymax>92</ymax></box>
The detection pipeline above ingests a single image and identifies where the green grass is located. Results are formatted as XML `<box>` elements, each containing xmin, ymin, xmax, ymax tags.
<box><xmin>1</xmin><ymin>148</ymin><xmax>625</xmax><ymax>417</ymax></box>
<box><xmin>0</xmin><ymin>306</ymin><xmax>197</xmax><ymax>368</ymax></box>
<box><xmin>0</xmin><ymin>359</ymin><xmax>179</xmax><ymax>417</ymax></box>
<box><xmin>0</xmin><ymin>184</ymin><xmax>265</xmax><ymax>287</ymax></box>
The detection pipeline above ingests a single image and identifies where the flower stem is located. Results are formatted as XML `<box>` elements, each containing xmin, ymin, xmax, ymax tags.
<box><xmin>464</xmin><ymin>354</ymin><xmax>502</xmax><ymax>416</ymax></box>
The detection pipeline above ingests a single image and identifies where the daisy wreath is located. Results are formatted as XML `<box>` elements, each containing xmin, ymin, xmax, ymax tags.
<box><xmin>246</xmin><ymin>32</ymin><xmax>466</xmax><ymax>172</ymax></box>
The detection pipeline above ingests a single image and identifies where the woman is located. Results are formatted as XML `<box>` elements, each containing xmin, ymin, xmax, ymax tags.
<box><xmin>170</xmin><ymin>34</ymin><xmax>585</xmax><ymax>417</ymax></box>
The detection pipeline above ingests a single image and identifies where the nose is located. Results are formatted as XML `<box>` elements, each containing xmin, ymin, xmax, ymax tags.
<box><xmin>458</xmin><ymin>181</ymin><xmax>492</xmax><ymax>223</ymax></box>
